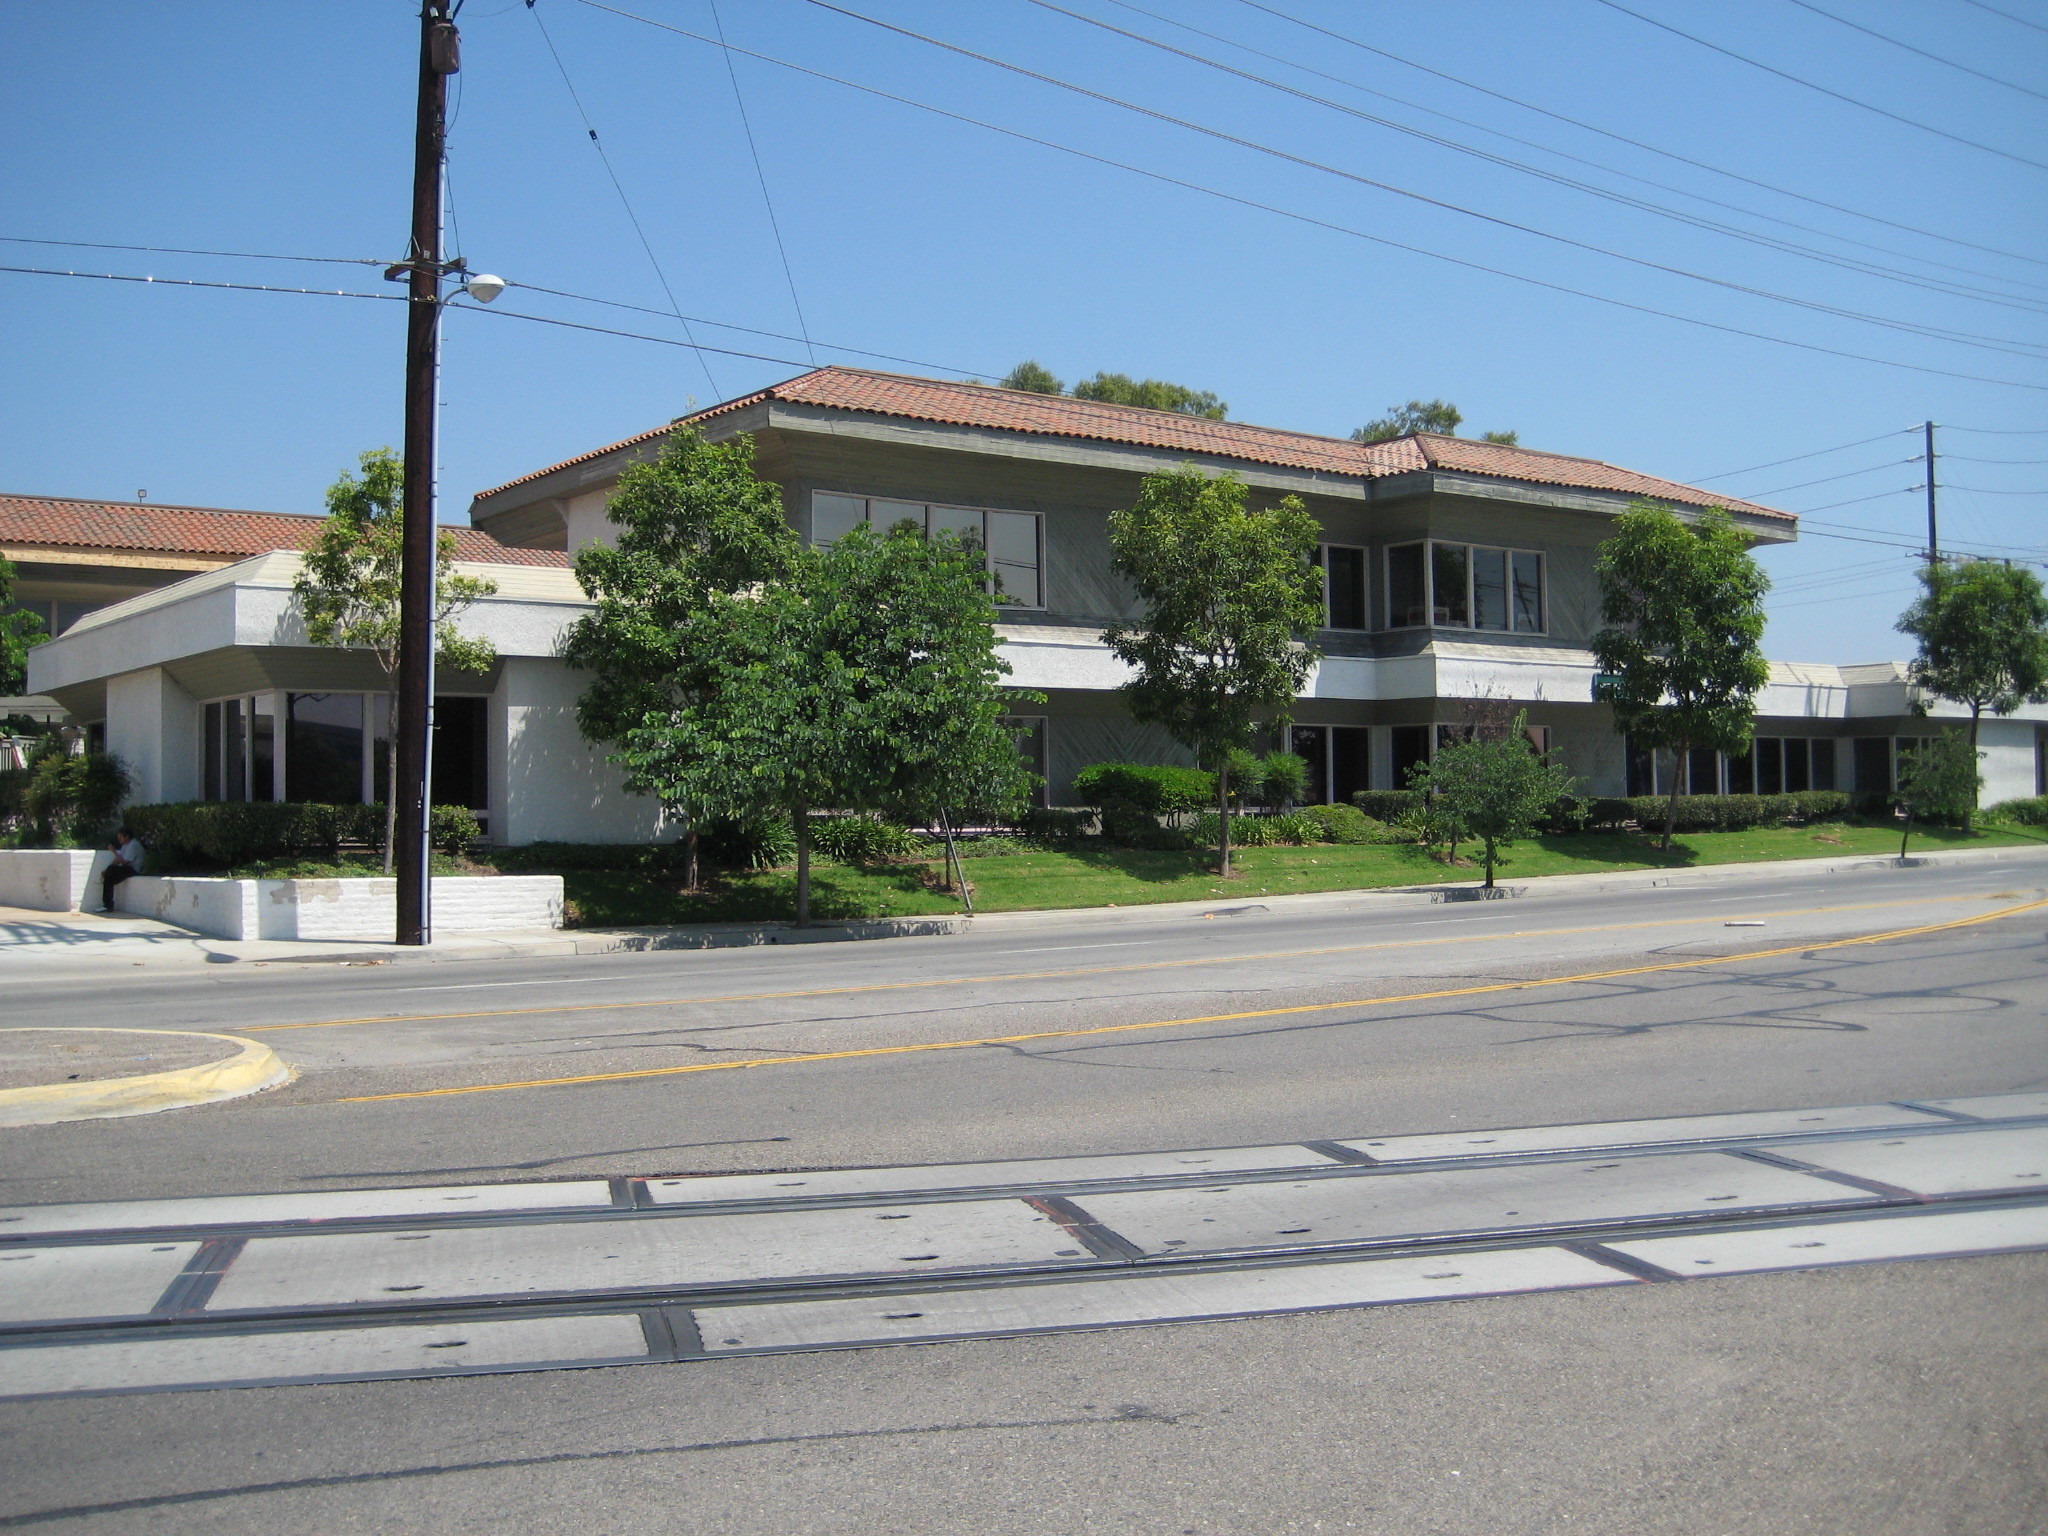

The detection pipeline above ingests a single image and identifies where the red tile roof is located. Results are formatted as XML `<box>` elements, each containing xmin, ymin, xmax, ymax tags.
<box><xmin>0</xmin><ymin>494</ymin><xmax>569</xmax><ymax>566</ymax></box>
<box><xmin>470</xmin><ymin>366</ymin><xmax>1788</xmax><ymax>520</ymax></box>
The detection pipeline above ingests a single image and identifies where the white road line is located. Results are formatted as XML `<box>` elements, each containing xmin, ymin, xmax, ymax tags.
<box><xmin>991</xmin><ymin>942</ymin><xmax>1153</xmax><ymax>955</ymax></box>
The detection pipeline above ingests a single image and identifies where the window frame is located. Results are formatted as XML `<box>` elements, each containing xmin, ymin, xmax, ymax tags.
<box><xmin>1315</xmin><ymin>543</ymin><xmax>1370</xmax><ymax>631</ymax></box>
<box><xmin>1382</xmin><ymin>539</ymin><xmax>1547</xmax><ymax>635</ymax></box>
<box><xmin>809</xmin><ymin>490</ymin><xmax>1047</xmax><ymax>611</ymax></box>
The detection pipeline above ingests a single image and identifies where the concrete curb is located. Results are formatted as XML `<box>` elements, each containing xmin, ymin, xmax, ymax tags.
<box><xmin>0</xmin><ymin>1029</ymin><xmax>291</xmax><ymax>1128</ymax></box>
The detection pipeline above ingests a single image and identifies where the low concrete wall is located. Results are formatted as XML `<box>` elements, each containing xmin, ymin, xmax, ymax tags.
<box><xmin>0</xmin><ymin>850</ymin><xmax>113</xmax><ymax>912</ymax></box>
<box><xmin>112</xmin><ymin>874</ymin><xmax>564</xmax><ymax>940</ymax></box>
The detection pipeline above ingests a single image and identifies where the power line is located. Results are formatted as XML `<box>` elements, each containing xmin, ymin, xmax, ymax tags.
<box><xmin>1942</xmin><ymin>483</ymin><xmax>2048</xmax><ymax>493</ymax></box>
<box><xmin>1943</xmin><ymin>453</ymin><xmax>2048</xmax><ymax>463</ymax></box>
<box><xmin>525</xmin><ymin>0</ymin><xmax>720</xmax><ymax>396</ymax></box>
<box><xmin>1782</xmin><ymin>0</ymin><xmax>2048</xmax><ymax>103</ymax></box>
<box><xmin>1105</xmin><ymin>0</ymin><xmax>2048</xmax><ymax>306</ymax></box>
<box><xmin>571</xmin><ymin>0</ymin><xmax>2048</xmax><ymax>394</ymax></box>
<box><xmin>1591</xmin><ymin>0</ymin><xmax>2048</xmax><ymax>172</ymax></box>
<box><xmin>1788</xmin><ymin>487</ymin><xmax>1924</xmax><ymax>514</ymax></box>
<box><xmin>1958</xmin><ymin>0</ymin><xmax>2048</xmax><ymax>35</ymax></box>
<box><xmin>800</xmin><ymin>0</ymin><xmax>2048</xmax><ymax>361</ymax></box>
<box><xmin>708</xmin><ymin>0</ymin><xmax>816</xmax><ymax>365</ymax></box>
<box><xmin>1943</xmin><ymin>422</ymin><xmax>2048</xmax><ymax>434</ymax></box>
<box><xmin>1688</xmin><ymin>429</ymin><xmax>1914</xmax><ymax>482</ymax></box>
<box><xmin>0</xmin><ymin>234</ymin><xmax>382</xmax><ymax>266</ymax></box>
<box><xmin>1042</xmin><ymin>0</ymin><xmax>2048</xmax><ymax>320</ymax></box>
<box><xmin>1748</xmin><ymin>459</ymin><xmax>1919</xmax><ymax>498</ymax></box>
<box><xmin>1232</xmin><ymin>0</ymin><xmax>2048</xmax><ymax>271</ymax></box>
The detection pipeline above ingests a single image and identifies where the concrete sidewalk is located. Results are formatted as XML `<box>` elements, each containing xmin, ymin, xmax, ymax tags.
<box><xmin>4</xmin><ymin>842</ymin><xmax>2045</xmax><ymax>974</ymax></box>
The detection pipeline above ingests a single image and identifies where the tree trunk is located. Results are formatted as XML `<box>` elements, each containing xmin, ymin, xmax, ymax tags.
<box><xmin>1483</xmin><ymin>838</ymin><xmax>1496</xmax><ymax>890</ymax></box>
<box><xmin>383</xmin><ymin>692</ymin><xmax>399</xmax><ymax>874</ymax></box>
<box><xmin>1899</xmin><ymin>805</ymin><xmax>1913</xmax><ymax>860</ymax></box>
<box><xmin>941</xmin><ymin>809</ymin><xmax>972</xmax><ymax>915</ymax></box>
<box><xmin>1217</xmin><ymin>763</ymin><xmax>1233</xmax><ymax>878</ymax></box>
<box><xmin>1661</xmin><ymin>744</ymin><xmax>1686</xmax><ymax>852</ymax></box>
<box><xmin>793</xmin><ymin>806</ymin><xmax>811</xmax><ymax>927</ymax></box>
<box><xmin>683</xmin><ymin>828</ymin><xmax>699</xmax><ymax>891</ymax></box>
<box><xmin>1966</xmin><ymin>706</ymin><xmax>1982</xmax><ymax>834</ymax></box>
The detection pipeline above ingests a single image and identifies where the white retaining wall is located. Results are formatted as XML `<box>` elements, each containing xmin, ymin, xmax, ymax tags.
<box><xmin>0</xmin><ymin>850</ymin><xmax>112</xmax><ymax>912</ymax></box>
<box><xmin>108</xmin><ymin>874</ymin><xmax>564</xmax><ymax>940</ymax></box>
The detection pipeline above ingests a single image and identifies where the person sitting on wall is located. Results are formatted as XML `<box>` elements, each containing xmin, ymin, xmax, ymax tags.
<box><xmin>98</xmin><ymin>827</ymin><xmax>145</xmax><ymax>913</ymax></box>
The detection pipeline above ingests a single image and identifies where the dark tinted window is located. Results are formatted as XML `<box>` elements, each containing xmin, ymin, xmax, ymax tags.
<box><xmin>1387</xmin><ymin>544</ymin><xmax>1426</xmax><ymax>628</ymax></box>
<box><xmin>1324</xmin><ymin>546</ymin><xmax>1367</xmax><ymax>629</ymax></box>
<box><xmin>1472</xmin><ymin>547</ymin><xmax>1509</xmax><ymax>631</ymax></box>
<box><xmin>1432</xmin><ymin>543</ymin><xmax>1469</xmax><ymax>626</ymax></box>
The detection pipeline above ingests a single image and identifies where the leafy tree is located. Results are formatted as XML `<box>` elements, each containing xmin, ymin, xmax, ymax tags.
<box><xmin>1592</xmin><ymin>501</ymin><xmax>1770</xmax><ymax>851</ymax></box>
<box><xmin>1072</xmin><ymin>372</ymin><xmax>1228</xmax><ymax>419</ymax></box>
<box><xmin>591</xmin><ymin>520</ymin><xmax>1036</xmax><ymax>925</ymax></box>
<box><xmin>563</xmin><ymin>426</ymin><xmax>802</xmax><ymax>886</ymax></box>
<box><xmin>1104</xmin><ymin>465</ymin><xmax>1324</xmax><ymax>875</ymax></box>
<box><xmin>292</xmin><ymin>448</ymin><xmax>498</xmax><ymax>870</ymax></box>
<box><xmin>1896</xmin><ymin>560</ymin><xmax>2048</xmax><ymax>831</ymax></box>
<box><xmin>1411</xmin><ymin>711</ymin><xmax>1576</xmax><ymax>888</ymax></box>
<box><xmin>1000</xmin><ymin>360</ymin><xmax>1064</xmax><ymax>395</ymax></box>
<box><xmin>1352</xmin><ymin>399</ymin><xmax>1518</xmax><ymax>445</ymax></box>
<box><xmin>1</xmin><ymin>556</ymin><xmax>48</xmax><ymax>697</ymax></box>
<box><xmin>1354</xmin><ymin>399</ymin><xmax>1462</xmax><ymax>442</ymax></box>
<box><xmin>1893</xmin><ymin>732</ymin><xmax>1980</xmax><ymax>858</ymax></box>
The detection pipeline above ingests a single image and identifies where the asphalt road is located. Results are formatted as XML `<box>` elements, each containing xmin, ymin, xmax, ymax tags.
<box><xmin>2</xmin><ymin>853</ymin><xmax>2045</xmax><ymax>1532</ymax></box>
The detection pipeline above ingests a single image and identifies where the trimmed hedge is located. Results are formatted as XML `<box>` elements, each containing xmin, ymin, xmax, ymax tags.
<box><xmin>1351</xmin><ymin>790</ymin><xmax>1420</xmax><ymax>822</ymax></box>
<box><xmin>123</xmin><ymin>801</ymin><xmax>479</xmax><ymax>870</ymax></box>
<box><xmin>1070</xmin><ymin>762</ymin><xmax>1214</xmax><ymax>815</ymax></box>
<box><xmin>1583</xmin><ymin>791</ymin><xmax>1854</xmax><ymax>833</ymax></box>
<box><xmin>1299</xmin><ymin>803</ymin><xmax>1380</xmax><ymax>844</ymax></box>
<box><xmin>1988</xmin><ymin>796</ymin><xmax>2048</xmax><ymax>826</ymax></box>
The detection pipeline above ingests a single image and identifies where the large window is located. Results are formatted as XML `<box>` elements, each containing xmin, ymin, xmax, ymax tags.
<box><xmin>1385</xmin><ymin>541</ymin><xmax>1544</xmax><ymax>633</ymax></box>
<box><xmin>811</xmin><ymin>493</ymin><xmax>1044</xmax><ymax>608</ymax></box>
<box><xmin>1314</xmin><ymin>545</ymin><xmax>1368</xmax><ymax>630</ymax></box>
<box><xmin>206</xmin><ymin>691</ymin><xmax>489</xmax><ymax>814</ymax></box>
<box><xmin>1627</xmin><ymin>735</ymin><xmax>1837</xmax><ymax>796</ymax></box>
<box><xmin>1289</xmin><ymin>725</ymin><xmax>1372</xmax><ymax>804</ymax></box>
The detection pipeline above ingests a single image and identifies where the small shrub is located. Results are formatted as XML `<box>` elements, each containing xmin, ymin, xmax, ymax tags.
<box><xmin>1583</xmin><ymin>797</ymin><xmax>1636</xmax><ymax>830</ymax></box>
<box><xmin>123</xmin><ymin>801</ymin><xmax>380</xmax><ymax>869</ymax></box>
<box><xmin>1351</xmin><ymin>789</ymin><xmax>1419</xmax><ymax>822</ymax></box>
<box><xmin>1787</xmin><ymin>789</ymin><xmax>1852</xmax><ymax>822</ymax></box>
<box><xmin>1018</xmin><ymin>806</ymin><xmax>1094</xmax><ymax>840</ymax></box>
<box><xmin>17</xmin><ymin>748</ymin><xmax>131</xmax><ymax>845</ymax></box>
<box><xmin>1070</xmin><ymin>762</ymin><xmax>1213</xmax><ymax>816</ymax></box>
<box><xmin>1987</xmin><ymin>795</ymin><xmax>2048</xmax><ymax>826</ymax></box>
<box><xmin>808</xmin><ymin>814</ymin><xmax>925</xmax><ymax>864</ymax></box>
<box><xmin>1299</xmin><ymin>803</ymin><xmax>1378</xmax><ymax>844</ymax></box>
<box><xmin>430</xmin><ymin>804</ymin><xmax>482</xmax><ymax>855</ymax></box>
<box><xmin>696</xmin><ymin>814</ymin><xmax>796</xmax><ymax>871</ymax></box>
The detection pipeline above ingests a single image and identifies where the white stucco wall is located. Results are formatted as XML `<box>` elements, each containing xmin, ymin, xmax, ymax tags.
<box><xmin>562</xmin><ymin>490</ymin><xmax>616</xmax><ymax>554</ymax></box>
<box><xmin>105</xmin><ymin>667</ymin><xmax>201</xmax><ymax>804</ymax></box>
<box><xmin>496</xmin><ymin>656</ymin><xmax>671</xmax><ymax>845</ymax></box>
<box><xmin>1977</xmin><ymin>718</ymin><xmax>2041</xmax><ymax>805</ymax></box>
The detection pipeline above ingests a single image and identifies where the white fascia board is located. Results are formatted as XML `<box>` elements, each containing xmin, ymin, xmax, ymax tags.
<box><xmin>995</xmin><ymin>626</ymin><xmax>1134</xmax><ymax>691</ymax></box>
<box><xmin>27</xmin><ymin>582</ymin><xmax>242</xmax><ymax>693</ymax></box>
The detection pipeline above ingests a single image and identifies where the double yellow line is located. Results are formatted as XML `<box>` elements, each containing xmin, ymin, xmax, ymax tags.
<box><xmin>340</xmin><ymin>895</ymin><xmax>2048</xmax><ymax>1104</ymax></box>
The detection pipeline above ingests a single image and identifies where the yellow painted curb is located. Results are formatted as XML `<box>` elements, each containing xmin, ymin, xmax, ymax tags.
<box><xmin>0</xmin><ymin>1029</ymin><xmax>291</xmax><ymax>1128</ymax></box>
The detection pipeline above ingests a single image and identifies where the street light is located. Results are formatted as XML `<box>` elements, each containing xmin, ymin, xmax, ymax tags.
<box><xmin>463</xmin><ymin>273</ymin><xmax>505</xmax><ymax>304</ymax></box>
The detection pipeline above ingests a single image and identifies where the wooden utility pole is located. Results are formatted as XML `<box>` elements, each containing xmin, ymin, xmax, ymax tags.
<box><xmin>1923</xmin><ymin>419</ymin><xmax>1939</xmax><ymax>565</ymax></box>
<box><xmin>395</xmin><ymin>2</ymin><xmax>459</xmax><ymax>945</ymax></box>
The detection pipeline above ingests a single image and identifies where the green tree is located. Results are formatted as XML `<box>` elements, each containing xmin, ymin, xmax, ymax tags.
<box><xmin>1893</xmin><ymin>732</ymin><xmax>1981</xmax><ymax>858</ymax></box>
<box><xmin>1896</xmin><ymin>560</ymin><xmax>2048</xmax><ymax>831</ymax></box>
<box><xmin>1354</xmin><ymin>399</ymin><xmax>1462</xmax><ymax>442</ymax></box>
<box><xmin>1000</xmin><ymin>360</ymin><xmax>1064</xmax><ymax>395</ymax></box>
<box><xmin>1</xmin><ymin>556</ymin><xmax>48</xmax><ymax>698</ymax></box>
<box><xmin>292</xmin><ymin>448</ymin><xmax>498</xmax><ymax>870</ymax></box>
<box><xmin>593</xmin><ymin>521</ymin><xmax>1036</xmax><ymax>925</ymax></box>
<box><xmin>1072</xmin><ymin>372</ymin><xmax>1228</xmax><ymax>419</ymax></box>
<box><xmin>1481</xmin><ymin>430</ymin><xmax>1520</xmax><ymax>446</ymax></box>
<box><xmin>1411</xmin><ymin>712</ymin><xmax>1576</xmax><ymax>889</ymax></box>
<box><xmin>1104</xmin><ymin>466</ymin><xmax>1324</xmax><ymax>875</ymax></box>
<box><xmin>562</xmin><ymin>426</ymin><xmax>802</xmax><ymax>886</ymax></box>
<box><xmin>1592</xmin><ymin>502</ymin><xmax>1771</xmax><ymax>851</ymax></box>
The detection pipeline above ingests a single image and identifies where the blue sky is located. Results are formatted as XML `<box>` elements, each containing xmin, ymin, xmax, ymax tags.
<box><xmin>3</xmin><ymin>0</ymin><xmax>2043</xmax><ymax>662</ymax></box>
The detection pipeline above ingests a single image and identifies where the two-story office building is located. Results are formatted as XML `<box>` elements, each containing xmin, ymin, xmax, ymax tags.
<box><xmin>24</xmin><ymin>367</ymin><xmax>2048</xmax><ymax>841</ymax></box>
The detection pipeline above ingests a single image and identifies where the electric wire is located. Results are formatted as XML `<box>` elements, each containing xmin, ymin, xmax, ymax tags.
<box><xmin>1746</xmin><ymin>460</ymin><xmax>1920</xmax><ymax>498</ymax></box>
<box><xmin>1104</xmin><ymin>0</ymin><xmax>2048</xmax><ymax>304</ymax></box>
<box><xmin>1590</xmin><ymin>0</ymin><xmax>2048</xmax><ymax>172</ymax></box>
<box><xmin>525</xmin><ymin>0</ymin><xmax>721</xmax><ymax>396</ymax></box>
<box><xmin>1688</xmin><ymin>429</ymin><xmax>1915</xmax><ymax>482</ymax></box>
<box><xmin>1231</xmin><ymin>0</ymin><xmax>2048</xmax><ymax>270</ymax></box>
<box><xmin>1943</xmin><ymin>423</ymin><xmax>2048</xmax><ymax>434</ymax></box>
<box><xmin>0</xmin><ymin>235</ymin><xmax>383</xmax><ymax>266</ymax></box>
<box><xmin>1944</xmin><ymin>453</ymin><xmax>2048</xmax><ymax>463</ymax></box>
<box><xmin>803</xmin><ymin>0</ymin><xmax>2046</xmax><ymax>359</ymax></box>
<box><xmin>1041</xmin><ymin>0</ymin><xmax>2048</xmax><ymax>319</ymax></box>
<box><xmin>1781</xmin><ymin>0</ymin><xmax>2048</xmax><ymax>104</ymax></box>
<box><xmin>1941</xmin><ymin>483</ymin><xmax>2048</xmax><ymax>493</ymax></box>
<box><xmin>1958</xmin><ymin>0</ymin><xmax>2048</xmax><ymax>35</ymax></box>
<box><xmin>570</xmin><ymin>0</ymin><xmax>2048</xmax><ymax>394</ymax></box>
<box><xmin>709</xmin><ymin>0</ymin><xmax>816</xmax><ymax>364</ymax></box>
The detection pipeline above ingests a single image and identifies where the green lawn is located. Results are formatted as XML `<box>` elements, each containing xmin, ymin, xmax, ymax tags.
<box><xmin>539</xmin><ymin>820</ymin><xmax>2048</xmax><ymax>928</ymax></box>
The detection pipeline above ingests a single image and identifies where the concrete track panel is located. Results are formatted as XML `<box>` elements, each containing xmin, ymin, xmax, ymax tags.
<box><xmin>204</xmin><ymin>1201</ymin><xmax>1077</xmax><ymax>1314</ymax></box>
<box><xmin>1073</xmin><ymin>1152</ymin><xmax>1859</xmax><ymax>1256</ymax></box>
<box><xmin>1603</xmin><ymin>1203</ymin><xmax>2048</xmax><ymax>1276</ymax></box>
<box><xmin>1912</xmin><ymin>1091</ymin><xmax>2048</xmax><ymax>1121</ymax></box>
<box><xmin>0</xmin><ymin>1314</ymin><xmax>650</xmax><ymax>1399</ymax></box>
<box><xmin>1336</xmin><ymin>1104</ymin><xmax>1948</xmax><ymax>1163</ymax></box>
<box><xmin>696</xmin><ymin>1246</ymin><xmax>1633</xmax><ymax>1351</ymax></box>
<box><xmin>0</xmin><ymin>1242</ymin><xmax>200</xmax><ymax>1325</ymax></box>
<box><xmin>644</xmin><ymin>1145</ymin><xmax>1341</xmax><ymax>1205</ymax></box>
<box><xmin>1779</xmin><ymin>1125</ymin><xmax>2048</xmax><ymax>1196</ymax></box>
<box><xmin>0</xmin><ymin>1181</ymin><xmax>616</xmax><ymax>1239</ymax></box>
